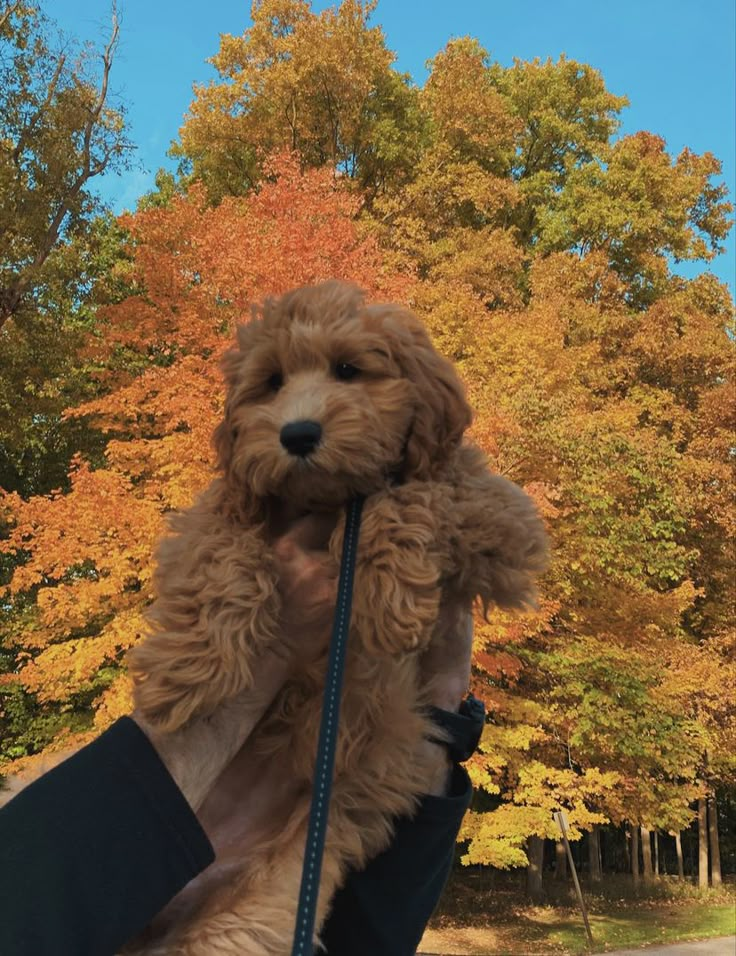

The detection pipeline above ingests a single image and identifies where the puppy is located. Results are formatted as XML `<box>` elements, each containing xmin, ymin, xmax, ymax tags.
<box><xmin>127</xmin><ymin>280</ymin><xmax>549</xmax><ymax>954</ymax></box>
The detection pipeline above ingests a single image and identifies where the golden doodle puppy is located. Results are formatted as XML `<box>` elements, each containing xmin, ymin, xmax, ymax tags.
<box><xmin>124</xmin><ymin>280</ymin><xmax>549</xmax><ymax>955</ymax></box>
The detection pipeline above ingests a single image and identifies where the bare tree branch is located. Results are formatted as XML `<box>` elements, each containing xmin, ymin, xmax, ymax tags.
<box><xmin>0</xmin><ymin>0</ymin><xmax>23</xmax><ymax>35</ymax></box>
<box><xmin>0</xmin><ymin>7</ymin><xmax>124</xmax><ymax>330</ymax></box>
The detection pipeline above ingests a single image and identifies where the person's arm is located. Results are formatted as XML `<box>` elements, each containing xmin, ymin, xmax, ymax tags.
<box><xmin>0</xmin><ymin>715</ymin><xmax>215</xmax><ymax>956</ymax></box>
<box><xmin>321</xmin><ymin>604</ymin><xmax>477</xmax><ymax>956</ymax></box>
<box><xmin>320</xmin><ymin>763</ymin><xmax>472</xmax><ymax>956</ymax></box>
<box><xmin>0</xmin><ymin>514</ymin><xmax>338</xmax><ymax>956</ymax></box>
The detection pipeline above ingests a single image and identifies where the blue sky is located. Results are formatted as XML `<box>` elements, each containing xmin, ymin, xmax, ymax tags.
<box><xmin>50</xmin><ymin>0</ymin><xmax>735</xmax><ymax>290</ymax></box>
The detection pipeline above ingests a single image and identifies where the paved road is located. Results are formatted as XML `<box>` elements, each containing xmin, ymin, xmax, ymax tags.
<box><xmin>417</xmin><ymin>934</ymin><xmax>736</xmax><ymax>955</ymax></box>
<box><xmin>607</xmin><ymin>937</ymin><xmax>735</xmax><ymax>956</ymax></box>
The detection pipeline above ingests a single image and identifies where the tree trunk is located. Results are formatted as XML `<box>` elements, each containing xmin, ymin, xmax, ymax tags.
<box><xmin>654</xmin><ymin>830</ymin><xmax>660</xmax><ymax>875</ymax></box>
<box><xmin>527</xmin><ymin>836</ymin><xmax>545</xmax><ymax>902</ymax></box>
<box><xmin>708</xmin><ymin>793</ymin><xmax>722</xmax><ymax>887</ymax></box>
<box><xmin>641</xmin><ymin>825</ymin><xmax>654</xmax><ymax>882</ymax></box>
<box><xmin>588</xmin><ymin>826</ymin><xmax>602</xmax><ymax>882</ymax></box>
<box><xmin>554</xmin><ymin>840</ymin><xmax>567</xmax><ymax>881</ymax></box>
<box><xmin>698</xmin><ymin>797</ymin><xmax>709</xmax><ymax>888</ymax></box>
<box><xmin>631</xmin><ymin>825</ymin><xmax>640</xmax><ymax>886</ymax></box>
<box><xmin>675</xmin><ymin>830</ymin><xmax>684</xmax><ymax>879</ymax></box>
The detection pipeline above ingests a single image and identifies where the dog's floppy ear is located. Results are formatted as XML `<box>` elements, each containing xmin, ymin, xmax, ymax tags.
<box><xmin>379</xmin><ymin>307</ymin><xmax>472</xmax><ymax>478</ymax></box>
<box><xmin>212</xmin><ymin>399</ymin><xmax>235</xmax><ymax>475</ymax></box>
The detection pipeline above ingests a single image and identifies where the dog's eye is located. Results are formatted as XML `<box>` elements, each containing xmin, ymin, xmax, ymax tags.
<box><xmin>267</xmin><ymin>371</ymin><xmax>283</xmax><ymax>392</ymax></box>
<box><xmin>334</xmin><ymin>363</ymin><xmax>360</xmax><ymax>381</ymax></box>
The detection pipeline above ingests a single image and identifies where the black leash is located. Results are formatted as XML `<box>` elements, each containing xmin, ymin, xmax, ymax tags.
<box><xmin>291</xmin><ymin>495</ymin><xmax>365</xmax><ymax>956</ymax></box>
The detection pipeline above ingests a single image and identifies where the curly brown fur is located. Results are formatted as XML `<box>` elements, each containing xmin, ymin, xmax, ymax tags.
<box><xmin>126</xmin><ymin>281</ymin><xmax>547</xmax><ymax>953</ymax></box>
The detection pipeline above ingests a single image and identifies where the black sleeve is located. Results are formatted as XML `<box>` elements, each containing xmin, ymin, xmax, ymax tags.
<box><xmin>320</xmin><ymin>764</ymin><xmax>472</xmax><ymax>956</ymax></box>
<box><xmin>0</xmin><ymin>716</ymin><xmax>214</xmax><ymax>956</ymax></box>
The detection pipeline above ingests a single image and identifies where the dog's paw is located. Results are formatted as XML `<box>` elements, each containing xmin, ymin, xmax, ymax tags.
<box><xmin>331</xmin><ymin>488</ymin><xmax>442</xmax><ymax>656</ymax></box>
<box><xmin>353</xmin><ymin>565</ymin><xmax>440</xmax><ymax>655</ymax></box>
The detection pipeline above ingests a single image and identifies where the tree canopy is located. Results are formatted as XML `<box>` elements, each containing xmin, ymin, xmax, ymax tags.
<box><xmin>1</xmin><ymin>0</ymin><xmax>733</xmax><ymax>875</ymax></box>
<box><xmin>0</xmin><ymin>2</ymin><xmax>134</xmax><ymax>498</ymax></box>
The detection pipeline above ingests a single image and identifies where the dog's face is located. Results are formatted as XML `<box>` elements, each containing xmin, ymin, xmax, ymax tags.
<box><xmin>214</xmin><ymin>281</ymin><xmax>471</xmax><ymax>508</ymax></box>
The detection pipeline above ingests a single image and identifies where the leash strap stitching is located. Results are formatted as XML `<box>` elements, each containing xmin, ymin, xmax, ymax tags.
<box><xmin>291</xmin><ymin>495</ymin><xmax>364</xmax><ymax>956</ymax></box>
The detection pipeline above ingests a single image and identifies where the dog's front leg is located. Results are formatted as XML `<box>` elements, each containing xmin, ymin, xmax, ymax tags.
<box><xmin>450</xmin><ymin>445</ymin><xmax>550</xmax><ymax>613</ymax></box>
<box><xmin>330</xmin><ymin>485</ymin><xmax>442</xmax><ymax>656</ymax></box>
<box><xmin>129</xmin><ymin>488</ymin><xmax>280</xmax><ymax>733</ymax></box>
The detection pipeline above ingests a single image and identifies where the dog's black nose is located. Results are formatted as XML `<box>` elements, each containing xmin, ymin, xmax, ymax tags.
<box><xmin>280</xmin><ymin>420</ymin><xmax>322</xmax><ymax>457</ymax></box>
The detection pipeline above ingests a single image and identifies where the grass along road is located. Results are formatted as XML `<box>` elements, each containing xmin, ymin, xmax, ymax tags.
<box><xmin>418</xmin><ymin>875</ymin><xmax>736</xmax><ymax>955</ymax></box>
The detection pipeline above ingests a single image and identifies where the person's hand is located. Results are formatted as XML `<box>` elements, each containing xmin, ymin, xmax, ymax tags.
<box><xmin>416</xmin><ymin>598</ymin><xmax>474</xmax><ymax>796</ymax></box>
<box><xmin>421</xmin><ymin>598</ymin><xmax>473</xmax><ymax>712</ymax></box>
<box><xmin>133</xmin><ymin>513</ymin><xmax>338</xmax><ymax>811</ymax></box>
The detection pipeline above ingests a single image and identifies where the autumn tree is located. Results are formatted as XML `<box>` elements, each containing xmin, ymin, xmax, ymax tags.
<box><xmin>172</xmin><ymin>4</ymin><xmax>731</xmax><ymax>322</ymax></box>
<box><xmin>487</xmin><ymin>53</ymin><xmax>628</xmax><ymax>247</ymax></box>
<box><xmin>0</xmin><ymin>2</ymin><xmax>132</xmax><ymax>324</ymax></box>
<box><xmin>175</xmin><ymin>0</ymin><xmax>425</xmax><ymax>202</ymax></box>
<box><xmin>537</xmin><ymin>132</ymin><xmax>733</xmax><ymax>306</ymax></box>
<box><xmin>454</xmin><ymin>246</ymin><xmax>734</xmax><ymax>872</ymax></box>
<box><xmin>0</xmin><ymin>2</ymin><xmax>135</xmax><ymax>496</ymax></box>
